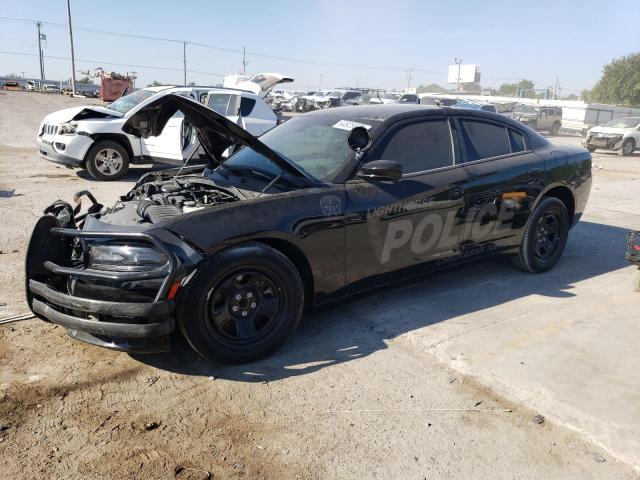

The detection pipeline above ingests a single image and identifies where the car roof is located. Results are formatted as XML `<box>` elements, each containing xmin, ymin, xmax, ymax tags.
<box><xmin>302</xmin><ymin>104</ymin><xmax>545</xmax><ymax>138</ymax></box>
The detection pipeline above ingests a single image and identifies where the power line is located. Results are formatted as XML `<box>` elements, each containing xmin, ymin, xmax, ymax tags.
<box><xmin>0</xmin><ymin>50</ymin><xmax>225</xmax><ymax>77</ymax></box>
<box><xmin>0</xmin><ymin>16</ymin><xmax>444</xmax><ymax>74</ymax></box>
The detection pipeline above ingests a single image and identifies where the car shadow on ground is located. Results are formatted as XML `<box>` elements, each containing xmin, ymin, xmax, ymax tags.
<box><xmin>133</xmin><ymin>221</ymin><xmax>631</xmax><ymax>382</ymax></box>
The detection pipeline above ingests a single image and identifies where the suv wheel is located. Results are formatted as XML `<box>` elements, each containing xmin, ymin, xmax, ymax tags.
<box><xmin>619</xmin><ymin>138</ymin><xmax>635</xmax><ymax>157</ymax></box>
<box><xmin>177</xmin><ymin>242</ymin><xmax>304</xmax><ymax>364</ymax></box>
<box><xmin>587</xmin><ymin>146</ymin><xmax>597</xmax><ymax>153</ymax></box>
<box><xmin>85</xmin><ymin>140</ymin><xmax>130</xmax><ymax>181</ymax></box>
<box><xmin>549</xmin><ymin>121</ymin><xmax>560</xmax><ymax>135</ymax></box>
<box><xmin>510</xmin><ymin>197</ymin><xmax>569</xmax><ymax>273</ymax></box>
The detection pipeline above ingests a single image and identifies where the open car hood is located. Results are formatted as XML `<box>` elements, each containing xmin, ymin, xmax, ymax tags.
<box><xmin>121</xmin><ymin>93</ymin><xmax>313</xmax><ymax>181</ymax></box>
<box><xmin>234</xmin><ymin>73</ymin><xmax>294</xmax><ymax>97</ymax></box>
<box><xmin>44</xmin><ymin>105</ymin><xmax>123</xmax><ymax>124</ymax></box>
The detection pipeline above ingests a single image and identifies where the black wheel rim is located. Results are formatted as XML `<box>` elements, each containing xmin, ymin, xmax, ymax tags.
<box><xmin>623</xmin><ymin>141</ymin><xmax>634</xmax><ymax>155</ymax></box>
<box><xmin>533</xmin><ymin>212</ymin><xmax>561</xmax><ymax>262</ymax></box>
<box><xmin>205</xmin><ymin>269</ymin><xmax>284</xmax><ymax>345</ymax></box>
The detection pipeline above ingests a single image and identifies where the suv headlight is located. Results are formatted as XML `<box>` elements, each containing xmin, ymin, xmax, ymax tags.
<box><xmin>88</xmin><ymin>243</ymin><xmax>169</xmax><ymax>272</ymax></box>
<box><xmin>59</xmin><ymin>122</ymin><xmax>78</xmax><ymax>135</ymax></box>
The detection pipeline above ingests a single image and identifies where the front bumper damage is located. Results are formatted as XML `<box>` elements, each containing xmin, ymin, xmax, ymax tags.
<box><xmin>25</xmin><ymin>200</ymin><xmax>200</xmax><ymax>353</ymax></box>
<box><xmin>582</xmin><ymin>134</ymin><xmax>624</xmax><ymax>151</ymax></box>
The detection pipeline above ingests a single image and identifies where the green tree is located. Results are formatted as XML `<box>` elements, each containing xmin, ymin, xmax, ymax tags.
<box><xmin>416</xmin><ymin>83</ymin><xmax>446</xmax><ymax>94</ymax></box>
<box><xmin>580</xmin><ymin>89</ymin><xmax>592</xmax><ymax>103</ymax></box>
<box><xmin>497</xmin><ymin>79</ymin><xmax>534</xmax><ymax>97</ymax></box>
<box><xmin>147</xmin><ymin>80</ymin><xmax>163</xmax><ymax>87</ymax></box>
<box><xmin>590</xmin><ymin>53</ymin><xmax>640</xmax><ymax>106</ymax></box>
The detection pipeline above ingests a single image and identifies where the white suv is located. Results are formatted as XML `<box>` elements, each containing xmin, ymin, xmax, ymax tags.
<box><xmin>36</xmin><ymin>73</ymin><xmax>292</xmax><ymax>180</ymax></box>
<box><xmin>583</xmin><ymin>116</ymin><xmax>640</xmax><ymax>156</ymax></box>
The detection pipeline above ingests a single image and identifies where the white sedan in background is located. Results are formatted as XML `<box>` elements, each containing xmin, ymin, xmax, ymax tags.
<box><xmin>35</xmin><ymin>73</ymin><xmax>292</xmax><ymax>180</ymax></box>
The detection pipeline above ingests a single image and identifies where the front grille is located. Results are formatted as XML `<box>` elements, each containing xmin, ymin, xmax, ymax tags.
<box><xmin>43</xmin><ymin>123</ymin><xmax>58</xmax><ymax>136</ymax></box>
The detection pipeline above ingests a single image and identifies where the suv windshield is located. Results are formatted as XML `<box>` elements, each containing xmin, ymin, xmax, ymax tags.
<box><xmin>514</xmin><ymin>104</ymin><xmax>539</xmax><ymax>114</ymax></box>
<box><xmin>602</xmin><ymin>117</ymin><xmax>640</xmax><ymax>128</ymax></box>
<box><xmin>108</xmin><ymin>89</ymin><xmax>158</xmax><ymax>114</ymax></box>
<box><xmin>221</xmin><ymin>115</ymin><xmax>377</xmax><ymax>182</ymax></box>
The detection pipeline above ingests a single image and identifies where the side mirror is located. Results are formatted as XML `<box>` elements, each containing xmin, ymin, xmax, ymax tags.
<box><xmin>357</xmin><ymin>160</ymin><xmax>403</xmax><ymax>181</ymax></box>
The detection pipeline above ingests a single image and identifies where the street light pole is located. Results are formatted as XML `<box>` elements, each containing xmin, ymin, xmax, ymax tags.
<box><xmin>66</xmin><ymin>0</ymin><xmax>77</xmax><ymax>95</ymax></box>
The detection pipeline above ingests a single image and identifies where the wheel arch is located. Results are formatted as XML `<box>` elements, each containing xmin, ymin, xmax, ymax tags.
<box><xmin>254</xmin><ymin>237</ymin><xmax>315</xmax><ymax>313</ymax></box>
<box><xmin>540</xmin><ymin>184</ymin><xmax>576</xmax><ymax>224</ymax></box>
<box><xmin>83</xmin><ymin>133</ymin><xmax>134</xmax><ymax>167</ymax></box>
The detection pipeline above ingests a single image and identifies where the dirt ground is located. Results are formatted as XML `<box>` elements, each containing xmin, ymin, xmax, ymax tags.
<box><xmin>0</xmin><ymin>90</ymin><xmax>638</xmax><ymax>479</ymax></box>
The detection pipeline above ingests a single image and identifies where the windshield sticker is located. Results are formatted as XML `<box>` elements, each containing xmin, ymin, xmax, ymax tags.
<box><xmin>332</xmin><ymin>120</ymin><xmax>372</xmax><ymax>131</ymax></box>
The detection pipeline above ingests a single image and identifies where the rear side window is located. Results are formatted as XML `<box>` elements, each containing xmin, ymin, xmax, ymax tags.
<box><xmin>377</xmin><ymin>120</ymin><xmax>454</xmax><ymax>174</ymax></box>
<box><xmin>240</xmin><ymin>97</ymin><xmax>256</xmax><ymax>116</ymax></box>
<box><xmin>459</xmin><ymin>120</ymin><xmax>510</xmax><ymax>161</ymax></box>
<box><xmin>508</xmin><ymin>129</ymin><xmax>526</xmax><ymax>153</ymax></box>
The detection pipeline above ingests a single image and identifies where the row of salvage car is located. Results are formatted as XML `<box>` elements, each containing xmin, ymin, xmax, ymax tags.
<box><xmin>36</xmin><ymin>71</ymin><xmax>640</xmax><ymax>183</ymax></box>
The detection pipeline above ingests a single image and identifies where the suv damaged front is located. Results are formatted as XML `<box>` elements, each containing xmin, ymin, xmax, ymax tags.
<box><xmin>25</xmin><ymin>94</ymin><xmax>313</xmax><ymax>353</ymax></box>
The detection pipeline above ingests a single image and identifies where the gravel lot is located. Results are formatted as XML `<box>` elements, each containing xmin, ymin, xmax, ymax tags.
<box><xmin>1</xmin><ymin>90</ymin><xmax>639</xmax><ymax>479</ymax></box>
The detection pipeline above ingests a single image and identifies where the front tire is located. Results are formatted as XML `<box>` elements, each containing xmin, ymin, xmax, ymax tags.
<box><xmin>510</xmin><ymin>197</ymin><xmax>569</xmax><ymax>273</ymax></box>
<box><xmin>619</xmin><ymin>138</ymin><xmax>635</xmax><ymax>157</ymax></box>
<box><xmin>85</xmin><ymin>140</ymin><xmax>130</xmax><ymax>181</ymax></box>
<box><xmin>587</xmin><ymin>146</ymin><xmax>597</xmax><ymax>153</ymax></box>
<box><xmin>177</xmin><ymin>242</ymin><xmax>304</xmax><ymax>363</ymax></box>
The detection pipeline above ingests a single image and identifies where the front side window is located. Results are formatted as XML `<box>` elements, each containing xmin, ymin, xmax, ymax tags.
<box><xmin>459</xmin><ymin>120</ymin><xmax>511</xmax><ymax>161</ymax></box>
<box><xmin>376</xmin><ymin>120</ymin><xmax>454</xmax><ymax>174</ymax></box>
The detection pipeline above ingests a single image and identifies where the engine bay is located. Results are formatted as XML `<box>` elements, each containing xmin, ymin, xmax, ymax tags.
<box><xmin>96</xmin><ymin>176</ymin><xmax>241</xmax><ymax>225</ymax></box>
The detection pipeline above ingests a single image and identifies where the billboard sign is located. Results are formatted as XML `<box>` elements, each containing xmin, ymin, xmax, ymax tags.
<box><xmin>448</xmin><ymin>64</ymin><xmax>480</xmax><ymax>84</ymax></box>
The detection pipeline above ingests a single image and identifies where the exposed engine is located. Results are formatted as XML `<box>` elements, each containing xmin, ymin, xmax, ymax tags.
<box><xmin>96</xmin><ymin>177</ymin><xmax>240</xmax><ymax>225</ymax></box>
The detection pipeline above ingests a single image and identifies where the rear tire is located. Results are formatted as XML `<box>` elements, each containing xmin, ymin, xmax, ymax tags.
<box><xmin>619</xmin><ymin>138</ymin><xmax>635</xmax><ymax>157</ymax></box>
<box><xmin>549</xmin><ymin>122</ymin><xmax>560</xmax><ymax>135</ymax></box>
<box><xmin>587</xmin><ymin>146</ymin><xmax>597</xmax><ymax>153</ymax></box>
<box><xmin>85</xmin><ymin>140</ymin><xmax>130</xmax><ymax>181</ymax></box>
<box><xmin>176</xmin><ymin>242</ymin><xmax>304</xmax><ymax>364</ymax></box>
<box><xmin>510</xmin><ymin>197</ymin><xmax>569</xmax><ymax>273</ymax></box>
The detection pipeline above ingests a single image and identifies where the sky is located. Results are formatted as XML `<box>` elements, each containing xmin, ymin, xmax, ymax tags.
<box><xmin>1</xmin><ymin>0</ymin><xmax>638</xmax><ymax>94</ymax></box>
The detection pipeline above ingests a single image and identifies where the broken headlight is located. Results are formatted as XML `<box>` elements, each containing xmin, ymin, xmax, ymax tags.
<box><xmin>88</xmin><ymin>243</ymin><xmax>169</xmax><ymax>272</ymax></box>
<box><xmin>59</xmin><ymin>122</ymin><xmax>78</xmax><ymax>135</ymax></box>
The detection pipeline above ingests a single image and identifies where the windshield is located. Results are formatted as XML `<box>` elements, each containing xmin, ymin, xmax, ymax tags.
<box><xmin>222</xmin><ymin>115</ymin><xmax>376</xmax><ymax>183</ymax></box>
<box><xmin>514</xmin><ymin>104</ymin><xmax>539</xmax><ymax>114</ymax></box>
<box><xmin>602</xmin><ymin>117</ymin><xmax>640</xmax><ymax>128</ymax></box>
<box><xmin>328</xmin><ymin>91</ymin><xmax>343</xmax><ymax>98</ymax></box>
<box><xmin>108</xmin><ymin>89</ymin><xmax>158</xmax><ymax>114</ymax></box>
<box><xmin>382</xmin><ymin>93</ymin><xmax>401</xmax><ymax>100</ymax></box>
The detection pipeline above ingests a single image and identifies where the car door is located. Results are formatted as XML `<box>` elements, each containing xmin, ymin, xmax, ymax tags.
<box><xmin>141</xmin><ymin>91</ymin><xmax>201</xmax><ymax>164</ymax></box>
<box><xmin>344</xmin><ymin>116</ymin><xmax>472</xmax><ymax>285</ymax></box>
<box><xmin>454</xmin><ymin>115</ymin><xmax>543</xmax><ymax>249</ymax></box>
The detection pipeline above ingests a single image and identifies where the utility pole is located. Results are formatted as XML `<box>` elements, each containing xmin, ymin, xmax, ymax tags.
<box><xmin>552</xmin><ymin>77</ymin><xmax>559</xmax><ymax>100</ymax></box>
<box><xmin>183</xmin><ymin>41</ymin><xmax>187</xmax><ymax>86</ymax></box>
<box><xmin>131</xmin><ymin>71</ymin><xmax>137</xmax><ymax>89</ymax></box>
<box><xmin>318</xmin><ymin>73</ymin><xmax>323</xmax><ymax>90</ymax></box>
<box><xmin>515</xmin><ymin>78</ymin><xmax>520</xmax><ymax>98</ymax></box>
<box><xmin>406</xmin><ymin>68</ymin><xmax>413</xmax><ymax>90</ymax></box>
<box><xmin>454</xmin><ymin>57</ymin><xmax>462</xmax><ymax>92</ymax></box>
<box><xmin>242</xmin><ymin>46</ymin><xmax>249</xmax><ymax>76</ymax></box>
<box><xmin>65</xmin><ymin>0</ymin><xmax>77</xmax><ymax>95</ymax></box>
<box><xmin>37</xmin><ymin>21</ymin><xmax>45</xmax><ymax>80</ymax></box>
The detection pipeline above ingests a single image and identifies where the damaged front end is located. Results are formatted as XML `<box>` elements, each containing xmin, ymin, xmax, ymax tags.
<box><xmin>25</xmin><ymin>190</ymin><xmax>204</xmax><ymax>353</ymax></box>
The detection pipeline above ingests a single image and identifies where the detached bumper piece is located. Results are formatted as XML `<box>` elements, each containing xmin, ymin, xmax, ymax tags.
<box><xmin>26</xmin><ymin>217</ymin><xmax>177</xmax><ymax>353</ymax></box>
